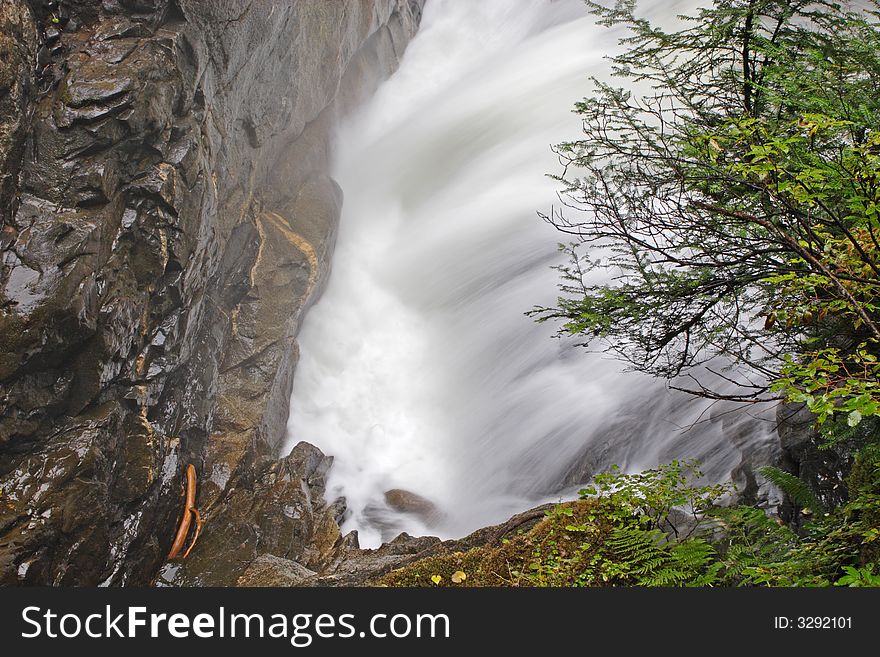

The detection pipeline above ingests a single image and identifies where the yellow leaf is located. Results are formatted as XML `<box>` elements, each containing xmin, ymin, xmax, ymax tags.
<box><xmin>430</xmin><ymin>575</ymin><xmax>442</xmax><ymax>585</ymax></box>
<box><xmin>451</xmin><ymin>570</ymin><xmax>467</xmax><ymax>584</ymax></box>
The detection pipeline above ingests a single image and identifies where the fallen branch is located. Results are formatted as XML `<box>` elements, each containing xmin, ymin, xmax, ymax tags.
<box><xmin>168</xmin><ymin>463</ymin><xmax>202</xmax><ymax>560</ymax></box>
<box><xmin>489</xmin><ymin>506</ymin><xmax>553</xmax><ymax>545</ymax></box>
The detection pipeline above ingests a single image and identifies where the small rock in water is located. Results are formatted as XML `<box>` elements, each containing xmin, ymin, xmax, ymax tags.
<box><xmin>383</xmin><ymin>489</ymin><xmax>440</xmax><ymax>520</ymax></box>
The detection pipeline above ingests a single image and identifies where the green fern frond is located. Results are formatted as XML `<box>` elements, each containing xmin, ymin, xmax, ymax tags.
<box><xmin>709</xmin><ymin>506</ymin><xmax>798</xmax><ymax>585</ymax></box>
<box><xmin>606</xmin><ymin>526</ymin><xmax>718</xmax><ymax>586</ymax></box>
<box><xmin>688</xmin><ymin>561</ymin><xmax>725</xmax><ymax>587</ymax></box>
<box><xmin>759</xmin><ymin>466</ymin><xmax>825</xmax><ymax>513</ymax></box>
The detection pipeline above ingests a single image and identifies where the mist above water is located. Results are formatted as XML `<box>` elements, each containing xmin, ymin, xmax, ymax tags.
<box><xmin>284</xmin><ymin>0</ymin><xmax>773</xmax><ymax>548</ymax></box>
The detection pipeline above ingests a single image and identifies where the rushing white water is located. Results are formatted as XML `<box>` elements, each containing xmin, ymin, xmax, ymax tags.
<box><xmin>284</xmin><ymin>0</ymin><xmax>774</xmax><ymax>548</ymax></box>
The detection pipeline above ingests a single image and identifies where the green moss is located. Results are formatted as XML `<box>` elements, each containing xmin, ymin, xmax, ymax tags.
<box><xmin>0</xmin><ymin>312</ymin><xmax>28</xmax><ymax>353</ymax></box>
<box><xmin>380</xmin><ymin>500</ymin><xmax>616</xmax><ymax>587</ymax></box>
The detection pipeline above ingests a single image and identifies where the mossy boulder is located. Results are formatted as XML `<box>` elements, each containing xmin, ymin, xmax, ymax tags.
<box><xmin>378</xmin><ymin>500</ymin><xmax>615</xmax><ymax>587</ymax></box>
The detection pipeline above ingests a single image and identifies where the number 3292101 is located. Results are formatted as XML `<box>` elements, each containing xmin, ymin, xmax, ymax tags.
<box><xmin>774</xmin><ymin>617</ymin><xmax>852</xmax><ymax>629</ymax></box>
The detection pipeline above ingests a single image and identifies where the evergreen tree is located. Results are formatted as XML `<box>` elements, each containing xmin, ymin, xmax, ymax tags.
<box><xmin>535</xmin><ymin>0</ymin><xmax>880</xmax><ymax>426</ymax></box>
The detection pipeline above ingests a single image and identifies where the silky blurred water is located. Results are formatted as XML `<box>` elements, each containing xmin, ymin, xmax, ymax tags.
<box><xmin>284</xmin><ymin>0</ymin><xmax>773</xmax><ymax>547</ymax></box>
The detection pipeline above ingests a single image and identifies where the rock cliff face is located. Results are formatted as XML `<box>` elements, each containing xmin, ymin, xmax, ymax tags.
<box><xmin>0</xmin><ymin>0</ymin><xmax>423</xmax><ymax>586</ymax></box>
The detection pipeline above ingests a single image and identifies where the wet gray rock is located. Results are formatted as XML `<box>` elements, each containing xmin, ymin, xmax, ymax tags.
<box><xmin>220</xmin><ymin>504</ymin><xmax>558</xmax><ymax>588</ymax></box>
<box><xmin>301</xmin><ymin>533</ymin><xmax>444</xmax><ymax>587</ymax></box>
<box><xmin>0</xmin><ymin>0</ymin><xmax>424</xmax><ymax>586</ymax></box>
<box><xmin>360</xmin><ymin>490</ymin><xmax>446</xmax><ymax>545</ymax></box>
<box><xmin>775</xmin><ymin>402</ymin><xmax>851</xmax><ymax>522</ymax></box>
<box><xmin>384</xmin><ymin>489</ymin><xmax>441</xmax><ymax>520</ymax></box>
<box><xmin>777</xmin><ymin>402</ymin><xmax>817</xmax><ymax>456</ymax></box>
<box><xmin>158</xmin><ymin>442</ymin><xmax>344</xmax><ymax>587</ymax></box>
<box><xmin>0</xmin><ymin>1</ymin><xmax>37</xmax><ymax>228</ymax></box>
<box><xmin>236</xmin><ymin>554</ymin><xmax>317</xmax><ymax>588</ymax></box>
<box><xmin>296</xmin><ymin>505</ymin><xmax>554</xmax><ymax>587</ymax></box>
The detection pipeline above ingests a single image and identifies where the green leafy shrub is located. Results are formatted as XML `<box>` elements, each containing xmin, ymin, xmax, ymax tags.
<box><xmin>835</xmin><ymin>565</ymin><xmax>880</xmax><ymax>587</ymax></box>
<box><xmin>578</xmin><ymin>460</ymin><xmax>733</xmax><ymax>537</ymax></box>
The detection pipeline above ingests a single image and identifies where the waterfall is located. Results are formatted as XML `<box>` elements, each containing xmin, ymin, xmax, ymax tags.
<box><xmin>283</xmin><ymin>0</ymin><xmax>774</xmax><ymax>548</ymax></box>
